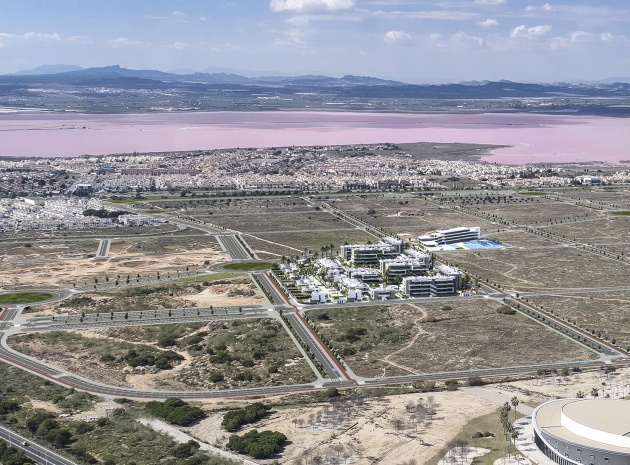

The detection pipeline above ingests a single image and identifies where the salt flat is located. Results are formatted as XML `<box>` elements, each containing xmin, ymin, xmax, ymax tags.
<box><xmin>0</xmin><ymin>111</ymin><xmax>628</xmax><ymax>164</ymax></box>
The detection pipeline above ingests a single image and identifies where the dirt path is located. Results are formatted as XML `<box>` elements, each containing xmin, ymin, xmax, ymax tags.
<box><xmin>243</xmin><ymin>233</ymin><xmax>302</xmax><ymax>252</ymax></box>
<box><xmin>379</xmin><ymin>304</ymin><xmax>428</xmax><ymax>375</ymax></box>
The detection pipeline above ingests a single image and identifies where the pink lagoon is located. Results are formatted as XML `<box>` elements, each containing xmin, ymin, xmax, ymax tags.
<box><xmin>0</xmin><ymin>111</ymin><xmax>628</xmax><ymax>164</ymax></box>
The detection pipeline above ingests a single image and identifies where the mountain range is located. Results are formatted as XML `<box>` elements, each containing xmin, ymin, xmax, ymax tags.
<box><xmin>7</xmin><ymin>64</ymin><xmax>630</xmax><ymax>87</ymax></box>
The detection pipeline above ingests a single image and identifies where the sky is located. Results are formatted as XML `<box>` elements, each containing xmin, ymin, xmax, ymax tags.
<box><xmin>0</xmin><ymin>0</ymin><xmax>628</xmax><ymax>83</ymax></box>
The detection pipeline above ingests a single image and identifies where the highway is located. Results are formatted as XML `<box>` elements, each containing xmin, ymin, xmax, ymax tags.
<box><xmin>217</xmin><ymin>234</ymin><xmax>252</xmax><ymax>260</ymax></box>
<box><xmin>0</xmin><ymin>424</ymin><xmax>78</xmax><ymax>465</ymax></box>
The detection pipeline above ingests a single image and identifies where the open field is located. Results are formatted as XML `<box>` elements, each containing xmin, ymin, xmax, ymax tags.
<box><xmin>555</xmin><ymin>187</ymin><xmax>630</xmax><ymax>209</ymax></box>
<box><xmin>0</xmin><ymin>223</ymin><xmax>187</xmax><ymax>242</ymax></box>
<box><xmin>0</xmin><ymin>292</ymin><xmax>52</xmax><ymax>304</ymax></box>
<box><xmin>326</xmin><ymin>195</ymin><xmax>499</xmax><ymax>237</ymax></box>
<box><xmin>189</xmin><ymin>388</ymin><xmax>498</xmax><ymax>465</ymax></box>
<box><xmin>441</xmin><ymin>247</ymin><xmax>629</xmax><ymax>291</ymax></box>
<box><xmin>244</xmin><ymin>230</ymin><xmax>376</xmax><ymax>258</ymax></box>
<box><xmin>223</xmin><ymin>262</ymin><xmax>273</xmax><ymax>271</ymax></box>
<box><xmin>0</xmin><ymin>240</ymin><xmax>99</xmax><ymax>260</ymax></box>
<box><xmin>108</xmin><ymin>234</ymin><xmax>221</xmax><ymax>257</ymax></box>
<box><xmin>546</xmin><ymin>216</ymin><xmax>630</xmax><ymax>248</ymax></box>
<box><xmin>438</xmin><ymin>194</ymin><xmax>601</xmax><ymax>225</ymax></box>
<box><xmin>30</xmin><ymin>273</ymin><xmax>262</xmax><ymax>316</ymax></box>
<box><xmin>0</xmin><ymin>248</ymin><xmax>227</xmax><ymax>289</ymax></box>
<box><xmin>194</xmin><ymin>211</ymin><xmax>346</xmax><ymax>233</ymax></box>
<box><xmin>8</xmin><ymin>318</ymin><xmax>315</xmax><ymax>391</ymax></box>
<box><xmin>307</xmin><ymin>301</ymin><xmax>595</xmax><ymax>378</ymax></box>
<box><xmin>147</xmin><ymin>196</ymin><xmax>312</xmax><ymax>213</ymax></box>
<box><xmin>484</xmin><ymin>230</ymin><xmax>558</xmax><ymax>248</ymax></box>
<box><xmin>526</xmin><ymin>291</ymin><xmax>630</xmax><ymax>349</ymax></box>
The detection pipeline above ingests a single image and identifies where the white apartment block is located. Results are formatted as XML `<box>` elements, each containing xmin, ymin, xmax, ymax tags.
<box><xmin>380</xmin><ymin>257</ymin><xmax>430</xmax><ymax>278</ymax></box>
<box><xmin>402</xmin><ymin>275</ymin><xmax>457</xmax><ymax>297</ymax></box>
<box><xmin>418</xmin><ymin>227</ymin><xmax>481</xmax><ymax>247</ymax></box>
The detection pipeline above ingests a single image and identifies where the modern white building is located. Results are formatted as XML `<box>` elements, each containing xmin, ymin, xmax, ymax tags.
<box><xmin>340</xmin><ymin>242</ymin><xmax>399</xmax><ymax>265</ymax></box>
<box><xmin>347</xmin><ymin>268</ymin><xmax>382</xmax><ymax>284</ymax></box>
<box><xmin>418</xmin><ymin>226</ymin><xmax>481</xmax><ymax>248</ymax></box>
<box><xmin>402</xmin><ymin>274</ymin><xmax>457</xmax><ymax>297</ymax></box>
<box><xmin>532</xmin><ymin>398</ymin><xmax>630</xmax><ymax>465</ymax></box>
<box><xmin>380</xmin><ymin>257</ymin><xmax>430</xmax><ymax>278</ymax></box>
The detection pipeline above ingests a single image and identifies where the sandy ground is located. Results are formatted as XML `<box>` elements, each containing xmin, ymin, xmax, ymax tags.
<box><xmin>186</xmin><ymin>390</ymin><xmax>497</xmax><ymax>465</ymax></box>
<box><xmin>0</xmin><ymin>251</ymin><xmax>228</xmax><ymax>289</ymax></box>
<box><xmin>181</xmin><ymin>284</ymin><xmax>264</xmax><ymax>307</ymax></box>
<box><xmin>486</xmin><ymin>366</ymin><xmax>630</xmax><ymax>405</ymax></box>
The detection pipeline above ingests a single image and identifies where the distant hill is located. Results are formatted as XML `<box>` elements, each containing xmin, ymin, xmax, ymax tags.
<box><xmin>12</xmin><ymin>64</ymin><xmax>85</xmax><ymax>75</ymax></box>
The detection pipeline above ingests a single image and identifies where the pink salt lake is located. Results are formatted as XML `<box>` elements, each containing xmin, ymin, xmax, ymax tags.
<box><xmin>0</xmin><ymin>111</ymin><xmax>628</xmax><ymax>164</ymax></box>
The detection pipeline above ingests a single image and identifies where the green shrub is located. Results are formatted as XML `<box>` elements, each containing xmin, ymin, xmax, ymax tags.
<box><xmin>145</xmin><ymin>398</ymin><xmax>206</xmax><ymax>426</ymax></box>
<box><xmin>226</xmin><ymin>430</ymin><xmax>287</xmax><ymax>459</ymax></box>
<box><xmin>221</xmin><ymin>403</ymin><xmax>271</xmax><ymax>432</ymax></box>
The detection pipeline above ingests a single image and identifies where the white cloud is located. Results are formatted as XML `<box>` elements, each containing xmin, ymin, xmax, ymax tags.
<box><xmin>200</xmin><ymin>17</ymin><xmax>208</xmax><ymax>22</ymax></box>
<box><xmin>0</xmin><ymin>31</ymin><xmax>61</xmax><ymax>41</ymax></box>
<box><xmin>478</xmin><ymin>18</ymin><xmax>498</xmax><ymax>27</ymax></box>
<box><xmin>451</xmin><ymin>31</ymin><xmax>484</xmax><ymax>47</ymax></box>
<box><xmin>270</xmin><ymin>0</ymin><xmax>354</xmax><ymax>12</ymax></box>
<box><xmin>166</xmin><ymin>42</ymin><xmax>188</xmax><ymax>50</ymax></box>
<box><xmin>383</xmin><ymin>30</ymin><xmax>412</xmax><ymax>44</ymax></box>
<box><xmin>373</xmin><ymin>10</ymin><xmax>478</xmax><ymax>20</ymax></box>
<box><xmin>510</xmin><ymin>24</ymin><xmax>552</xmax><ymax>38</ymax></box>
<box><xmin>273</xmin><ymin>28</ymin><xmax>308</xmax><ymax>46</ymax></box>
<box><xmin>171</xmin><ymin>10</ymin><xmax>186</xmax><ymax>18</ymax></box>
<box><xmin>474</xmin><ymin>0</ymin><xmax>506</xmax><ymax>5</ymax></box>
<box><xmin>551</xmin><ymin>30</ymin><xmax>616</xmax><ymax>48</ymax></box>
<box><xmin>525</xmin><ymin>3</ymin><xmax>554</xmax><ymax>12</ymax></box>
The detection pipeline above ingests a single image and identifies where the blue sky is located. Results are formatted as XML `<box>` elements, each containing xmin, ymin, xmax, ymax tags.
<box><xmin>0</xmin><ymin>0</ymin><xmax>628</xmax><ymax>82</ymax></box>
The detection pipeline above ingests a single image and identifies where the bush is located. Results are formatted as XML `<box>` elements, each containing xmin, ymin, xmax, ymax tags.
<box><xmin>226</xmin><ymin>430</ymin><xmax>287</xmax><ymax>459</ymax></box>
<box><xmin>172</xmin><ymin>440</ymin><xmax>201</xmax><ymax>458</ymax></box>
<box><xmin>222</xmin><ymin>403</ymin><xmax>271</xmax><ymax>432</ymax></box>
<box><xmin>145</xmin><ymin>398</ymin><xmax>206</xmax><ymax>426</ymax></box>
<box><xmin>467</xmin><ymin>376</ymin><xmax>484</xmax><ymax>386</ymax></box>
<box><xmin>209</xmin><ymin>372</ymin><xmax>225</xmax><ymax>383</ymax></box>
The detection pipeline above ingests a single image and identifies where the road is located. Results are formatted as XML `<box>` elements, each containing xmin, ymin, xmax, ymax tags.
<box><xmin>0</xmin><ymin>424</ymin><xmax>78</xmax><ymax>465</ymax></box>
<box><xmin>253</xmin><ymin>272</ymin><xmax>286</xmax><ymax>305</ymax></box>
<box><xmin>95</xmin><ymin>239</ymin><xmax>111</xmax><ymax>259</ymax></box>
<box><xmin>217</xmin><ymin>234</ymin><xmax>252</xmax><ymax>260</ymax></box>
<box><xmin>24</xmin><ymin>307</ymin><xmax>268</xmax><ymax>332</ymax></box>
<box><xmin>283</xmin><ymin>310</ymin><xmax>344</xmax><ymax>382</ymax></box>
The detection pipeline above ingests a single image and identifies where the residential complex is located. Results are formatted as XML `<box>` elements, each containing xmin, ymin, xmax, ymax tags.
<box><xmin>276</xmin><ymin>236</ymin><xmax>464</xmax><ymax>303</ymax></box>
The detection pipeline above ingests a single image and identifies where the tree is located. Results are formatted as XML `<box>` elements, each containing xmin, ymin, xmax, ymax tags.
<box><xmin>510</xmin><ymin>396</ymin><xmax>519</xmax><ymax>421</ymax></box>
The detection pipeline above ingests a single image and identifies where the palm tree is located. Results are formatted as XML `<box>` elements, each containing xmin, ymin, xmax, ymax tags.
<box><xmin>510</xmin><ymin>396</ymin><xmax>519</xmax><ymax>421</ymax></box>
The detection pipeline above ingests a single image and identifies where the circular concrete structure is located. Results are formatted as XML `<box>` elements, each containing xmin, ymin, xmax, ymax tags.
<box><xmin>532</xmin><ymin>398</ymin><xmax>630</xmax><ymax>465</ymax></box>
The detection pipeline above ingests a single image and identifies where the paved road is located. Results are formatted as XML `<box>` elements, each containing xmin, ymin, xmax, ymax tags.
<box><xmin>520</xmin><ymin>285</ymin><xmax>630</xmax><ymax>297</ymax></box>
<box><xmin>0</xmin><ymin>424</ymin><xmax>78</xmax><ymax>465</ymax></box>
<box><xmin>283</xmin><ymin>310</ymin><xmax>344</xmax><ymax>382</ymax></box>
<box><xmin>95</xmin><ymin>239</ymin><xmax>111</xmax><ymax>259</ymax></box>
<box><xmin>217</xmin><ymin>234</ymin><xmax>251</xmax><ymax>260</ymax></box>
<box><xmin>253</xmin><ymin>272</ymin><xmax>286</xmax><ymax>305</ymax></box>
<box><xmin>24</xmin><ymin>307</ymin><xmax>268</xmax><ymax>332</ymax></box>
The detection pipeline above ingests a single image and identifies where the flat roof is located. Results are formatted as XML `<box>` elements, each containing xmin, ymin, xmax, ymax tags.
<box><xmin>535</xmin><ymin>399</ymin><xmax>630</xmax><ymax>454</ymax></box>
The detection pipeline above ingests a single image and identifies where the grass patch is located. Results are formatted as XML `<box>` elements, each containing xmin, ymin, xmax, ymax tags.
<box><xmin>0</xmin><ymin>292</ymin><xmax>52</xmax><ymax>304</ymax></box>
<box><xmin>519</xmin><ymin>191</ymin><xmax>546</xmax><ymax>195</ymax></box>
<box><xmin>612</xmin><ymin>211</ymin><xmax>630</xmax><ymax>215</ymax></box>
<box><xmin>425</xmin><ymin>407</ymin><xmax>523</xmax><ymax>465</ymax></box>
<box><xmin>223</xmin><ymin>262</ymin><xmax>273</xmax><ymax>271</ymax></box>
<box><xmin>175</xmin><ymin>272</ymin><xmax>241</xmax><ymax>282</ymax></box>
